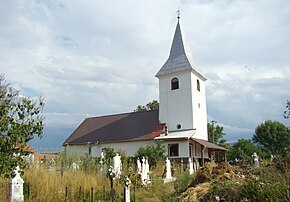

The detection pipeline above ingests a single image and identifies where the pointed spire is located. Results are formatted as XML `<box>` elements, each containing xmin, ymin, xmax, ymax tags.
<box><xmin>156</xmin><ymin>17</ymin><xmax>206</xmax><ymax>80</ymax></box>
<box><xmin>177</xmin><ymin>8</ymin><xmax>180</xmax><ymax>21</ymax></box>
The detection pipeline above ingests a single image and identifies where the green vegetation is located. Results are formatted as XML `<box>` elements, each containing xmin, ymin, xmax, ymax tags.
<box><xmin>0</xmin><ymin>75</ymin><xmax>44</xmax><ymax>178</ymax></box>
<box><xmin>284</xmin><ymin>99</ymin><xmax>290</xmax><ymax>119</ymax></box>
<box><xmin>227</xmin><ymin>139</ymin><xmax>265</xmax><ymax>163</ymax></box>
<box><xmin>135</xmin><ymin>141</ymin><xmax>166</xmax><ymax>167</ymax></box>
<box><xmin>134</xmin><ymin>100</ymin><xmax>159</xmax><ymax>112</ymax></box>
<box><xmin>207</xmin><ymin>122</ymin><xmax>225</xmax><ymax>144</ymax></box>
<box><xmin>253</xmin><ymin>120</ymin><xmax>290</xmax><ymax>157</ymax></box>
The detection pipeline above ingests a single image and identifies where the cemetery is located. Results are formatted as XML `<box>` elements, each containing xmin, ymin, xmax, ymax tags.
<box><xmin>0</xmin><ymin>3</ymin><xmax>289</xmax><ymax>202</ymax></box>
<box><xmin>0</xmin><ymin>148</ymin><xmax>289</xmax><ymax>201</ymax></box>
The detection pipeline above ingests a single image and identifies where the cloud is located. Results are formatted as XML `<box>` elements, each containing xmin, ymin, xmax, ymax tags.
<box><xmin>0</xmin><ymin>0</ymin><xmax>289</xmax><ymax>149</ymax></box>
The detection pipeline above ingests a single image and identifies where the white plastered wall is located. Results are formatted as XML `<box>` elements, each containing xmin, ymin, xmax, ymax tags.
<box><xmin>191</xmin><ymin>72</ymin><xmax>208</xmax><ymax>140</ymax></box>
<box><xmin>159</xmin><ymin>70</ymin><xmax>194</xmax><ymax>131</ymax></box>
<box><xmin>65</xmin><ymin>140</ymin><xmax>154</xmax><ymax>159</ymax></box>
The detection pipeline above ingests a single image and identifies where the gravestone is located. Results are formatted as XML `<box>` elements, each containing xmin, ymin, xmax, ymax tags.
<box><xmin>188</xmin><ymin>158</ymin><xmax>194</xmax><ymax>175</ymax></box>
<box><xmin>71</xmin><ymin>162</ymin><xmax>79</xmax><ymax>170</ymax></box>
<box><xmin>145</xmin><ymin>158</ymin><xmax>150</xmax><ymax>177</ymax></box>
<box><xmin>164</xmin><ymin>157</ymin><xmax>174</xmax><ymax>183</ymax></box>
<box><xmin>136</xmin><ymin>158</ymin><xmax>141</xmax><ymax>174</ymax></box>
<box><xmin>113</xmin><ymin>153</ymin><xmax>122</xmax><ymax>178</ymax></box>
<box><xmin>10</xmin><ymin>166</ymin><xmax>24</xmax><ymax>202</ymax></box>
<box><xmin>100</xmin><ymin>151</ymin><xmax>105</xmax><ymax>172</ymax></box>
<box><xmin>140</xmin><ymin>157</ymin><xmax>151</xmax><ymax>185</ymax></box>
<box><xmin>252</xmin><ymin>152</ymin><xmax>259</xmax><ymax>167</ymax></box>
<box><xmin>141</xmin><ymin>157</ymin><xmax>146</xmax><ymax>184</ymax></box>
<box><xmin>124</xmin><ymin>176</ymin><xmax>131</xmax><ymax>202</ymax></box>
<box><xmin>270</xmin><ymin>154</ymin><xmax>274</xmax><ymax>162</ymax></box>
<box><xmin>107</xmin><ymin>166</ymin><xmax>116</xmax><ymax>201</ymax></box>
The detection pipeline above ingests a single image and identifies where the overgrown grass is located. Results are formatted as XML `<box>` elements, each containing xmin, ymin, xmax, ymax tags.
<box><xmin>1</xmin><ymin>161</ymin><xmax>174</xmax><ymax>202</ymax></box>
<box><xmin>2</xmin><ymin>158</ymin><xmax>288</xmax><ymax>201</ymax></box>
<box><xmin>203</xmin><ymin>164</ymin><xmax>289</xmax><ymax>201</ymax></box>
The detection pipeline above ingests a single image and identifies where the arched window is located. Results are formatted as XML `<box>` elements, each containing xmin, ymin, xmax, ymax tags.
<box><xmin>171</xmin><ymin>78</ymin><xmax>179</xmax><ymax>90</ymax></box>
<box><xmin>197</xmin><ymin>79</ymin><xmax>200</xmax><ymax>92</ymax></box>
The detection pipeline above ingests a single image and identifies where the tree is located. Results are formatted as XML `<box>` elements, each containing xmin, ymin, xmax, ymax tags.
<box><xmin>134</xmin><ymin>100</ymin><xmax>159</xmax><ymax>112</ymax></box>
<box><xmin>135</xmin><ymin>141</ymin><xmax>166</xmax><ymax>167</ymax></box>
<box><xmin>207</xmin><ymin>122</ymin><xmax>225</xmax><ymax>145</ymax></box>
<box><xmin>227</xmin><ymin>139</ymin><xmax>263</xmax><ymax>162</ymax></box>
<box><xmin>0</xmin><ymin>75</ymin><xmax>44</xmax><ymax>178</ymax></box>
<box><xmin>253</xmin><ymin>120</ymin><xmax>290</xmax><ymax>157</ymax></box>
<box><xmin>283</xmin><ymin>100</ymin><xmax>290</xmax><ymax>119</ymax></box>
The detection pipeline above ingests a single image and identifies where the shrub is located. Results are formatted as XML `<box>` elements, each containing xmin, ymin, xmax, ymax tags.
<box><xmin>135</xmin><ymin>141</ymin><xmax>166</xmax><ymax>167</ymax></box>
<box><xmin>174</xmin><ymin>172</ymin><xmax>192</xmax><ymax>193</ymax></box>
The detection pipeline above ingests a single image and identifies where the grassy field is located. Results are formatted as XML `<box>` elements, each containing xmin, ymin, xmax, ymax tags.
<box><xmin>1</xmin><ymin>158</ymin><xmax>289</xmax><ymax>201</ymax></box>
<box><xmin>0</xmin><ymin>162</ymin><xmax>175</xmax><ymax>202</ymax></box>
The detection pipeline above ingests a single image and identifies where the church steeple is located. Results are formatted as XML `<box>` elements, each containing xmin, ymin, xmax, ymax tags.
<box><xmin>156</xmin><ymin>18</ymin><xmax>206</xmax><ymax>81</ymax></box>
<box><xmin>156</xmin><ymin>16</ymin><xmax>208</xmax><ymax>140</ymax></box>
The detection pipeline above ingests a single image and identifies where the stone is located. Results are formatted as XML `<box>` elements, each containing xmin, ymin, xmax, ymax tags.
<box><xmin>252</xmin><ymin>152</ymin><xmax>259</xmax><ymax>167</ymax></box>
<box><xmin>137</xmin><ymin>158</ymin><xmax>141</xmax><ymax>174</ymax></box>
<box><xmin>164</xmin><ymin>157</ymin><xmax>175</xmax><ymax>183</ymax></box>
<box><xmin>113</xmin><ymin>153</ymin><xmax>122</xmax><ymax>178</ymax></box>
<box><xmin>124</xmin><ymin>176</ymin><xmax>131</xmax><ymax>202</ymax></box>
<box><xmin>10</xmin><ymin>166</ymin><xmax>24</xmax><ymax>202</ymax></box>
<box><xmin>140</xmin><ymin>157</ymin><xmax>151</xmax><ymax>185</ymax></box>
<box><xmin>189</xmin><ymin>158</ymin><xmax>194</xmax><ymax>175</ymax></box>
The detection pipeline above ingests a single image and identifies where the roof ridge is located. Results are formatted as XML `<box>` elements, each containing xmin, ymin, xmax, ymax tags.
<box><xmin>86</xmin><ymin>109</ymin><xmax>159</xmax><ymax>120</ymax></box>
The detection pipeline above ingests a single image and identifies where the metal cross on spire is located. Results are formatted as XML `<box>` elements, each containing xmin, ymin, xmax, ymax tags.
<box><xmin>177</xmin><ymin>8</ymin><xmax>180</xmax><ymax>20</ymax></box>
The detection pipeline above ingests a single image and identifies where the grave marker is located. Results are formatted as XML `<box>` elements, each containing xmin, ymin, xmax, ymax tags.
<box><xmin>10</xmin><ymin>166</ymin><xmax>24</xmax><ymax>202</ymax></box>
<box><xmin>124</xmin><ymin>176</ymin><xmax>131</xmax><ymax>202</ymax></box>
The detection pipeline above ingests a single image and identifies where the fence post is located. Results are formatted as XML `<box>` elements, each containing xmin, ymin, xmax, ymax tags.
<box><xmin>65</xmin><ymin>186</ymin><xmax>68</xmax><ymax>202</ymax></box>
<box><xmin>90</xmin><ymin>187</ymin><xmax>94</xmax><ymax>202</ymax></box>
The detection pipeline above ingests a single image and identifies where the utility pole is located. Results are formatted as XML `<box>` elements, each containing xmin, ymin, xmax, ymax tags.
<box><xmin>211</xmin><ymin>120</ymin><xmax>217</xmax><ymax>143</ymax></box>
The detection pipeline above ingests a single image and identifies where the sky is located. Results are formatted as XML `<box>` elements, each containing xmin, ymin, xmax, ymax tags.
<box><xmin>0</xmin><ymin>0</ymin><xmax>289</xmax><ymax>151</ymax></box>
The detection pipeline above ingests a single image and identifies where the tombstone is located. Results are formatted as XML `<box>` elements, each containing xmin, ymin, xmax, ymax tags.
<box><xmin>107</xmin><ymin>166</ymin><xmax>115</xmax><ymax>188</ymax></box>
<box><xmin>100</xmin><ymin>152</ymin><xmax>105</xmax><ymax>172</ymax></box>
<box><xmin>10</xmin><ymin>166</ymin><xmax>24</xmax><ymax>202</ymax></box>
<box><xmin>164</xmin><ymin>158</ymin><xmax>174</xmax><ymax>183</ymax></box>
<box><xmin>106</xmin><ymin>166</ymin><xmax>116</xmax><ymax>201</ymax></box>
<box><xmin>124</xmin><ymin>176</ymin><xmax>131</xmax><ymax>202</ymax></box>
<box><xmin>188</xmin><ymin>158</ymin><xmax>194</xmax><ymax>175</ymax></box>
<box><xmin>252</xmin><ymin>152</ymin><xmax>259</xmax><ymax>167</ymax></box>
<box><xmin>140</xmin><ymin>157</ymin><xmax>151</xmax><ymax>185</ymax></box>
<box><xmin>136</xmin><ymin>158</ymin><xmax>141</xmax><ymax>174</ymax></box>
<box><xmin>71</xmin><ymin>162</ymin><xmax>79</xmax><ymax>170</ymax></box>
<box><xmin>270</xmin><ymin>154</ymin><xmax>274</xmax><ymax>162</ymax></box>
<box><xmin>140</xmin><ymin>157</ymin><xmax>147</xmax><ymax>184</ymax></box>
<box><xmin>113</xmin><ymin>153</ymin><xmax>122</xmax><ymax>178</ymax></box>
<box><xmin>145</xmin><ymin>157</ymin><xmax>150</xmax><ymax>176</ymax></box>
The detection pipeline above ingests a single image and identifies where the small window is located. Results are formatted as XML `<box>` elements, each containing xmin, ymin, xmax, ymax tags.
<box><xmin>197</xmin><ymin>79</ymin><xmax>200</xmax><ymax>92</ymax></box>
<box><xmin>168</xmin><ymin>144</ymin><xmax>179</xmax><ymax>157</ymax></box>
<box><xmin>171</xmin><ymin>78</ymin><xmax>179</xmax><ymax>90</ymax></box>
<box><xmin>177</xmin><ymin>124</ymin><xmax>182</xmax><ymax>129</ymax></box>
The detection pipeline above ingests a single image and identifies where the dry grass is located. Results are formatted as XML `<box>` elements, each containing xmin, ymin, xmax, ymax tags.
<box><xmin>1</xmin><ymin>163</ymin><xmax>175</xmax><ymax>202</ymax></box>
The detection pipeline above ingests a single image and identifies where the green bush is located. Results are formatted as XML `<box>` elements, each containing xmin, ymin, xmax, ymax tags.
<box><xmin>174</xmin><ymin>172</ymin><xmax>192</xmax><ymax>194</ymax></box>
<box><xmin>204</xmin><ymin>166</ymin><xmax>289</xmax><ymax>201</ymax></box>
<box><xmin>135</xmin><ymin>141</ymin><xmax>166</xmax><ymax>167</ymax></box>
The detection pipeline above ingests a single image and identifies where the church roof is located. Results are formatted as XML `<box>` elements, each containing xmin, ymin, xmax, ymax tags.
<box><xmin>63</xmin><ymin>110</ymin><xmax>165</xmax><ymax>145</ymax></box>
<box><xmin>156</xmin><ymin>19</ymin><xmax>206</xmax><ymax>80</ymax></box>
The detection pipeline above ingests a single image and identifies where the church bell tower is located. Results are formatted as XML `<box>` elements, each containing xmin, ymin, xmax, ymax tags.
<box><xmin>156</xmin><ymin>16</ymin><xmax>208</xmax><ymax>140</ymax></box>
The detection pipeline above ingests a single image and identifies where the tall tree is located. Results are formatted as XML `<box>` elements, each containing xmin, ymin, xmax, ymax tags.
<box><xmin>284</xmin><ymin>100</ymin><xmax>290</xmax><ymax>119</ymax></box>
<box><xmin>253</xmin><ymin>120</ymin><xmax>290</xmax><ymax>157</ymax></box>
<box><xmin>134</xmin><ymin>100</ymin><xmax>159</xmax><ymax>112</ymax></box>
<box><xmin>0</xmin><ymin>75</ymin><xmax>44</xmax><ymax>178</ymax></box>
<box><xmin>207</xmin><ymin>122</ymin><xmax>225</xmax><ymax>144</ymax></box>
<box><xmin>227</xmin><ymin>139</ymin><xmax>262</xmax><ymax>162</ymax></box>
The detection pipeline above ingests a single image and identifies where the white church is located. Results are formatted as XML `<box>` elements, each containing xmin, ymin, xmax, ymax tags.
<box><xmin>63</xmin><ymin>16</ymin><xmax>226</xmax><ymax>166</ymax></box>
